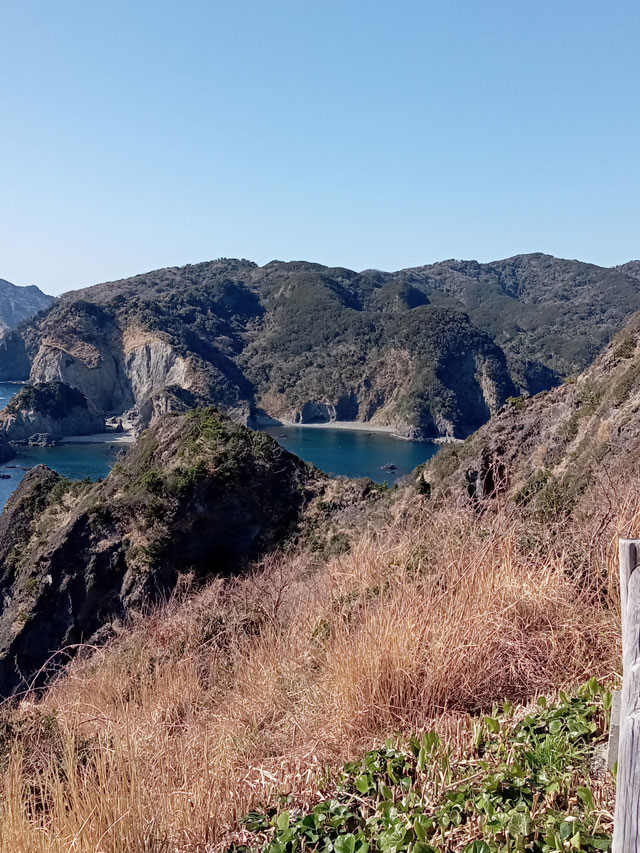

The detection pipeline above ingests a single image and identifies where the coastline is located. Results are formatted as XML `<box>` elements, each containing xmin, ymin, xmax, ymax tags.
<box><xmin>269</xmin><ymin>420</ymin><xmax>459</xmax><ymax>444</ymax></box>
<box><xmin>62</xmin><ymin>431</ymin><xmax>135</xmax><ymax>445</ymax></box>
<box><xmin>277</xmin><ymin>420</ymin><xmax>398</xmax><ymax>435</ymax></box>
<box><xmin>52</xmin><ymin>422</ymin><xmax>459</xmax><ymax>447</ymax></box>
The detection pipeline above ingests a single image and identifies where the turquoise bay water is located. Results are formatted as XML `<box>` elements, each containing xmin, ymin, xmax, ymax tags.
<box><xmin>0</xmin><ymin>443</ymin><xmax>121</xmax><ymax>511</ymax></box>
<box><xmin>0</xmin><ymin>382</ymin><xmax>121</xmax><ymax>511</ymax></box>
<box><xmin>0</xmin><ymin>382</ymin><xmax>439</xmax><ymax>510</ymax></box>
<box><xmin>260</xmin><ymin>425</ymin><xmax>438</xmax><ymax>484</ymax></box>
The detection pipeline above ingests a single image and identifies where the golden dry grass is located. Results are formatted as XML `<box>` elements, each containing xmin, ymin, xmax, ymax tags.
<box><xmin>0</xmin><ymin>473</ymin><xmax>635</xmax><ymax>852</ymax></box>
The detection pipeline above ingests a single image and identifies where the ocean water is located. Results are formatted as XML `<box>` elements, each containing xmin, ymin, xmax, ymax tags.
<box><xmin>260</xmin><ymin>425</ymin><xmax>438</xmax><ymax>484</ymax></box>
<box><xmin>0</xmin><ymin>382</ymin><xmax>439</xmax><ymax>510</ymax></box>
<box><xmin>0</xmin><ymin>382</ymin><xmax>122</xmax><ymax>511</ymax></box>
<box><xmin>0</xmin><ymin>381</ymin><xmax>24</xmax><ymax>408</ymax></box>
<box><xmin>0</xmin><ymin>443</ymin><xmax>122</xmax><ymax>511</ymax></box>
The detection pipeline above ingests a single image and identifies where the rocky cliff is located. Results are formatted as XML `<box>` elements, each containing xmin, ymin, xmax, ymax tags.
<box><xmin>0</xmin><ymin>381</ymin><xmax>104</xmax><ymax>442</ymax></box>
<box><xmin>421</xmin><ymin>312</ymin><xmax>640</xmax><ymax>512</ymax></box>
<box><xmin>0</xmin><ymin>330</ymin><xmax>31</xmax><ymax>381</ymax></box>
<box><xmin>0</xmin><ymin>408</ymin><xmax>333</xmax><ymax>695</ymax></box>
<box><xmin>8</xmin><ymin>254</ymin><xmax>640</xmax><ymax>439</ymax></box>
<box><xmin>0</xmin><ymin>278</ymin><xmax>52</xmax><ymax>334</ymax></box>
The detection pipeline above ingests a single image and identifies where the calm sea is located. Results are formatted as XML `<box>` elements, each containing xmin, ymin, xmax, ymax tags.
<box><xmin>259</xmin><ymin>425</ymin><xmax>438</xmax><ymax>484</ymax></box>
<box><xmin>0</xmin><ymin>382</ymin><xmax>438</xmax><ymax>510</ymax></box>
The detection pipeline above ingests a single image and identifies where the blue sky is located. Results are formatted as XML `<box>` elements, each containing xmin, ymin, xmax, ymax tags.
<box><xmin>1</xmin><ymin>0</ymin><xmax>638</xmax><ymax>295</ymax></box>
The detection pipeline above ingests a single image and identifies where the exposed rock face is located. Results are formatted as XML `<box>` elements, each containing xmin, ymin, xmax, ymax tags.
<box><xmin>27</xmin><ymin>304</ymin><xmax>133</xmax><ymax>412</ymax></box>
<box><xmin>27</xmin><ymin>433</ymin><xmax>61</xmax><ymax>447</ymax></box>
<box><xmin>125</xmin><ymin>337</ymin><xmax>191</xmax><ymax>404</ymax></box>
<box><xmin>422</xmin><ymin>312</ymin><xmax>640</xmax><ymax>507</ymax></box>
<box><xmin>0</xmin><ymin>278</ymin><xmax>52</xmax><ymax>334</ymax></box>
<box><xmin>0</xmin><ymin>382</ymin><xmax>104</xmax><ymax>442</ymax></box>
<box><xmin>10</xmin><ymin>253</ymin><xmax>640</xmax><ymax>439</ymax></box>
<box><xmin>0</xmin><ymin>408</ymin><xmax>325</xmax><ymax>696</ymax></box>
<box><xmin>295</xmin><ymin>401</ymin><xmax>338</xmax><ymax>424</ymax></box>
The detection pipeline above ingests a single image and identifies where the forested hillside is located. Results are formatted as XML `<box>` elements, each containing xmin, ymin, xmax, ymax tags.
<box><xmin>3</xmin><ymin>253</ymin><xmax>639</xmax><ymax>439</ymax></box>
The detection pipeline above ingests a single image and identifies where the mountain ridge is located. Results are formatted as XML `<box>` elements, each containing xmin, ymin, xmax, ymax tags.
<box><xmin>4</xmin><ymin>253</ymin><xmax>640</xmax><ymax>440</ymax></box>
<box><xmin>0</xmin><ymin>277</ymin><xmax>52</xmax><ymax>335</ymax></box>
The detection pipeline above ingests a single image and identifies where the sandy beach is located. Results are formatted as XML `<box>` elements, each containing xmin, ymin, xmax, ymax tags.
<box><xmin>272</xmin><ymin>420</ymin><xmax>417</xmax><ymax>440</ymax></box>
<box><xmin>62</xmin><ymin>431</ymin><xmax>135</xmax><ymax>445</ymax></box>
<box><xmin>279</xmin><ymin>419</ymin><xmax>396</xmax><ymax>433</ymax></box>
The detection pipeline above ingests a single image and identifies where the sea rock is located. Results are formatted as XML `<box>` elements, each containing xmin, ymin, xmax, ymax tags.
<box><xmin>0</xmin><ymin>381</ymin><xmax>104</xmax><ymax>442</ymax></box>
<box><xmin>27</xmin><ymin>432</ymin><xmax>61</xmax><ymax>447</ymax></box>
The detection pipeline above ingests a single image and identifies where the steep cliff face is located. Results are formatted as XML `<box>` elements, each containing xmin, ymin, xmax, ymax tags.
<box><xmin>0</xmin><ymin>278</ymin><xmax>52</xmax><ymax>334</ymax></box>
<box><xmin>10</xmin><ymin>254</ymin><xmax>640</xmax><ymax>439</ymax></box>
<box><xmin>421</xmin><ymin>313</ymin><xmax>640</xmax><ymax>508</ymax></box>
<box><xmin>0</xmin><ymin>408</ymin><xmax>326</xmax><ymax>696</ymax></box>
<box><xmin>124</xmin><ymin>335</ymin><xmax>190</xmax><ymax>403</ymax></box>
<box><xmin>26</xmin><ymin>303</ymin><xmax>134</xmax><ymax>412</ymax></box>
<box><xmin>0</xmin><ymin>381</ymin><xmax>104</xmax><ymax>442</ymax></box>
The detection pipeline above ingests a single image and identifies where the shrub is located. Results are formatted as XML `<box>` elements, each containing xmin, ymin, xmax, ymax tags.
<box><xmin>614</xmin><ymin>333</ymin><xmax>636</xmax><ymax>360</ymax></box>
<box><xmin>0</xmin><ymin>483</ymin><xmax>622</xmax><ymax>850</ymax></box>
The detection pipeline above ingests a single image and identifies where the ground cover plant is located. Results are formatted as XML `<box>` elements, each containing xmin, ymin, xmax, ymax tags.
<box><xmin>0</xmin><ymin>466</ymin><xmax>633</xmax><ymax>852</ymax></box>
<box><xmin>235</xmin><ymin>680</ymin><xmax>613</xmax><ymax>853</ymax></box>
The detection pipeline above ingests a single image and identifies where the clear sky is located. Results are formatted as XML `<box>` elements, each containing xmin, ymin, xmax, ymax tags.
<box><xmin>1</xmin><ymin>0</ymin><xmax>638</xmax><ymax>295</ymax></box>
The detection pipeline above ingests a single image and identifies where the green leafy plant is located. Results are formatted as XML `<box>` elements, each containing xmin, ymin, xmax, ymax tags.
<box><xmin>233</xmin><ymin>681</ymin><xmax>613</xmax><ymax>853</ymax></box>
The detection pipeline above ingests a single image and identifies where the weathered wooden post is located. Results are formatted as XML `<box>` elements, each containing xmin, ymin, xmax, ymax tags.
<box><xmin>613</xmin><ymin>538</ymin><xmax>640</xmax><ymax>852</ymax></box>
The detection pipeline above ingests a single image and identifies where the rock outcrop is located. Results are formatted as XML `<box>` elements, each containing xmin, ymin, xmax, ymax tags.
<box><xmin>0</xmin><ymin>408</ymin><xmax>325</xmax><ymax>696</ymax></box>
<box><xmin>0</xmin><ymin>278</ymin><xmax>52</xmax><ymax>334</ymax></box>
<box><xmin>0</xmin><ymin>381</ymin><xmax>104</xmax><ymax>442</ymax></box>
<box><xmin>421</xmin><ymin>312</ymin><xmax>640</xmax><ymax>509</ymax></box>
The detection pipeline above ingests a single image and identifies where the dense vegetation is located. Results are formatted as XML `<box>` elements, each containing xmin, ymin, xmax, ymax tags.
<box><xmin>57</xmin><ymin>253</ymin><xmax>640</xmax><ymax>382</ymax></box>
<box><xmin>13</xmin><ymin>253</ymin><xmax>640</xmax><ymax>439</ymax></box>
<box><xmin>4</xmin><ymin>380</ymin><xmax>89</xmax><ymax>417</ymax></box>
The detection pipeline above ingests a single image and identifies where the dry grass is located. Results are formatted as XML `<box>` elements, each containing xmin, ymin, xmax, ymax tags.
<box><xmin>0</xmin><ymin>473</ymin><xmax>636</xmax><ymax>852</ymax></box>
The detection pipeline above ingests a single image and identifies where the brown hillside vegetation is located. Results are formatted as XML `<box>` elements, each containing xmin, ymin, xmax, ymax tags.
<box><xmin>0</xmin><ymin>466</ymin><xmax>634</xmax><ymax>852</ymax></box>
<box><xmin>422</xmin><ymin>316</ymin><xmax>640</xmax><ymax>506</ymax></box>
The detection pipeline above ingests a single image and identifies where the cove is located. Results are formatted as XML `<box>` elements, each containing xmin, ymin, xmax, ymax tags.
<box><xmin>259</xmin><ymin>424</ymin><xmax>438</xmax><ymax>484</ymax></box>
<box><xmin>0</xmin><ymin>383</ymin><xmax>439</xmax><ymax>510</ymax></box>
